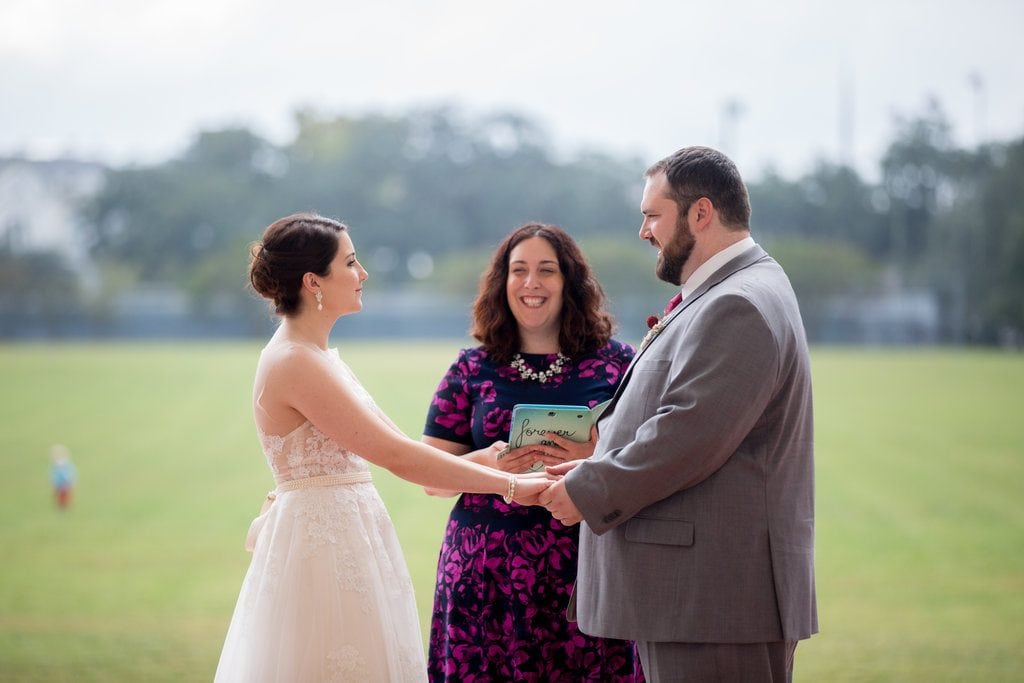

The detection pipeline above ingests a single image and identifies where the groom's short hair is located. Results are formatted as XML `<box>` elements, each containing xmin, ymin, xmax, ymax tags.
<box><xmin>647</xmin><ymin>146</ymin><xmax>751</xmax><ymax>230</ymax></box>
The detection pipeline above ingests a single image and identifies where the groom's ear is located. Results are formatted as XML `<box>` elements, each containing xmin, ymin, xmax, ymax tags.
<box><xmin>690</xmin><ymin>197</ymin><xmax>715</xmax><ymax>232</ymax></box>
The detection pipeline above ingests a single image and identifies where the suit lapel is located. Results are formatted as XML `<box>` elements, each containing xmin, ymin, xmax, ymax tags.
<box><xmin>599</xmin><ymin>245</ymin><xmax>769</xmax><ymax>422</ymax></box>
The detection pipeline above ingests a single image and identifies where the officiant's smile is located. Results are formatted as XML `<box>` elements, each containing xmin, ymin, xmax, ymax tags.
<box><xmin>506</xmin><ymin>236</ymin><xmax>564</xmax><ymax>351</ymax></box>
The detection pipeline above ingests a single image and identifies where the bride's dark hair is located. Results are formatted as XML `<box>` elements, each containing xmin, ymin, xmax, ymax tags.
<box><xmin>249</xmin><ymin>213</ymin><xmax>347</xmax><ymax>317</ymax></box>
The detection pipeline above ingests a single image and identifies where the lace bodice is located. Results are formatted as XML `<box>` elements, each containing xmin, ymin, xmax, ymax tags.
<box><xmin>257</xmin><ymin>421</ymin><xmax>370</xmax><ymax>484</ymax></box>
<box><xmin>256</xmin><ymin>349</ymin><xmax>377</xmax><ymax>485</ymax></box>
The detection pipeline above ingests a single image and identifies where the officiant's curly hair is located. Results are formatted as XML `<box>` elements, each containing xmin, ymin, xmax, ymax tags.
<box><xmin>249</xmin><ymin>213</ymin><xmax>347</xmax><ymax>316</ymax></box>
<box><xmin>472</xmin><ymin>223</ymin><xmax>615</xmax><ymax>364</ymax></box>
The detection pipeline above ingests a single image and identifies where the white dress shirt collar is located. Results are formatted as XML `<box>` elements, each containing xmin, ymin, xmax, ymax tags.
<box><xmin>678</xmin><ymin>236</ymin><xmax>756</xmax><ymax>303</ymax></box>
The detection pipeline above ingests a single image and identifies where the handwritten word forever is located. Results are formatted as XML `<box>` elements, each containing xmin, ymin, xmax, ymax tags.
<box><xmin>512</xmin><ymin>418</ymin><xmax>578</xmax><ymax>449</ymax></box>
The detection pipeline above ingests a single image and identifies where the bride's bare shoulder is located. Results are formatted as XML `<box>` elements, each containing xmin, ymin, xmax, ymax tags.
<box><xmin>259</xmin><ymin>341</ymin><xmax>330</xmax><ymax>377</ymax></box>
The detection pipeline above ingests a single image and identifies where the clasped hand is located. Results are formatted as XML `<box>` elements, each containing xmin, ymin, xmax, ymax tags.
<box><xmin>494</xmin><ymin>425</ymin><xmax>598</xmax><ymax>474</ymax></box>
<box><xmin>481</xmin><ymin>429</ymin><xmax>590</xmax><ymax>525</ymax></box>
<box><xmin>511</xmin><ymin>460</ymin><xmax>584</xmax><ymax>526</ymax></box>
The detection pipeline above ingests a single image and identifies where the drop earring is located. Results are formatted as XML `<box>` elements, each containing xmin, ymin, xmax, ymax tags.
<box><xmin>315</xmin><ymin>290</ymin><xmax>323</xmax><ymax>311</ymax></box>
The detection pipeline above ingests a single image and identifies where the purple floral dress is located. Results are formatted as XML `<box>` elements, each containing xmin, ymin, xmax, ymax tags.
<box><xmin>423</xmin><ymin>340</ymin><xmax>644</xmax><ymax>683</ymax></box>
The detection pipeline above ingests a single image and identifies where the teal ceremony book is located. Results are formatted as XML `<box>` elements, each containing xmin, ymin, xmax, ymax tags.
<box><xmin>499</xmin><ymin>400</ymin><xmax>612</xmax><ymax>471</ymax></box>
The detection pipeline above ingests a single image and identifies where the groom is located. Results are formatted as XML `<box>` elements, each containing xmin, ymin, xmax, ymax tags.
<box><xmin>539</xmin><ymin>146</ymin><xmax>817</xmax><ymax>681</ymax></box>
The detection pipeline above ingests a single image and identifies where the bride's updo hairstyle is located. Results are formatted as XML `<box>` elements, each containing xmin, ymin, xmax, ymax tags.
<box><xmin>249</xmin><ymin>213</ymin><xmax>347</xmax><ymax>317</ymax></box>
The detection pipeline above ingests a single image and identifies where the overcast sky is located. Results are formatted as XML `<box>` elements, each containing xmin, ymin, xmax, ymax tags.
<box><xmin>2</xmin><ymin>0</ymin><xmax>1022</xmax><ymax>180</ymax></box>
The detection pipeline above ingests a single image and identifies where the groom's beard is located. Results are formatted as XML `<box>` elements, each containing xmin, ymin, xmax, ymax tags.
<box><xmin>656</xmin><ymin>214</ymin><xmax>695</xmax><ymax>286</ymax></box>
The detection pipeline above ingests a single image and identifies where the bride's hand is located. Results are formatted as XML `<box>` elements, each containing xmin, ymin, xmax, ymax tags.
<box><xmin>511</xmin><ymin>474</ymin><xmax>554</xmax><ymax>506</ymax></box>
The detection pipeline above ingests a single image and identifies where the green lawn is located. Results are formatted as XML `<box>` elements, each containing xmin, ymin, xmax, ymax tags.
<box><xmin>0</xmin><ymin>342</ymin><xmax>1021</xmax><ymax>681</ymax></box>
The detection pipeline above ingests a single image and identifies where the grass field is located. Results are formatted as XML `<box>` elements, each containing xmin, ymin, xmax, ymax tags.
<box><xmin>1</xmin><ymin>341</ymin><xmax>1022</xmax><ymax>681</ymax></box>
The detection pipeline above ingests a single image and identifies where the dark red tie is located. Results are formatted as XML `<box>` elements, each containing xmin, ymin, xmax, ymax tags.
<box><xmin>665</xmin><ymin>292</ymin><xmax>683</xmax><ymax>315</ymax></box>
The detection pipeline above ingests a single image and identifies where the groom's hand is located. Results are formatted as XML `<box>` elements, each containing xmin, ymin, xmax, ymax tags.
<box><xmin>511</xmin><ymin>472</ymin><xmax>554</xmax><ymax>506</ymax></box>
<box><xmin>545</xmin><ymin>460</ymin><xmax>582</xmax><ymax>477</ymax></box>
<box><xmin>539</xmin><ymin>476</ymin><xmax>583</xmax><ymax>526</ymax></box>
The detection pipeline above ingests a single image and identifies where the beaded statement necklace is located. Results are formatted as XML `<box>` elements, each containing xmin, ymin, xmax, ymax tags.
<box><xmin>510</xmin><ymin>352</ymin><xmax>568</xmax><ymax>383</ymax></box>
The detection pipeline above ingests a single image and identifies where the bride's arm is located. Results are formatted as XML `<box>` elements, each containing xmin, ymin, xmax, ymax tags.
<box><xmin>374</xmin><ymin>408</ymin><xmax>407</xmax><ymax>436</ymax></box>
<box><xmin>421</xmin><ymin>436</ymin><xmax>508</xmax><ymax>497</ymax></box>
<box><xmin>271</xmin><ymin>346</ymin><xmax>544</xmax><ymax>501</ymax></box>
<box><xmin>351</xmin><ymin>374</ymin><xmax>507</xmax><ymax>488</ymax></box>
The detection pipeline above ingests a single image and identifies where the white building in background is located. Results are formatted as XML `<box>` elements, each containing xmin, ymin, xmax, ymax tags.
<box><xmin>0</xmin><ymin>158</ymin><xmax>106</xmax><ymax>288</ymax></box>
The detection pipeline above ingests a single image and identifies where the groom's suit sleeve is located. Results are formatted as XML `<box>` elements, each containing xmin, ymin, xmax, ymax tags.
<box><xmin>566</xmin><ymin>291</ymin><xmax>782</xmax><ymax>535</ymax></box>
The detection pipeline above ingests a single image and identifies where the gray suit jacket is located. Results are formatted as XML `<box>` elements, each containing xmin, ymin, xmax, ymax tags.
<box><xmin>565</xmin><ymin>244</ymin><xmax>817</xmax><ymax>644</ymax></box>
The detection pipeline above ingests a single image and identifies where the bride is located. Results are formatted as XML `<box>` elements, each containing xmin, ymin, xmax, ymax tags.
<box><xmin>214</xmin><ymin>213</ymin><xmax>549</xmax><ymax>682</ymax></box>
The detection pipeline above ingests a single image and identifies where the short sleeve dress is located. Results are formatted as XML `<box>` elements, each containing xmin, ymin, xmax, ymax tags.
<box><xmin>423</xmin><ymin>340</ymin><xmax>644</xmax><ymax>682</ymax></box>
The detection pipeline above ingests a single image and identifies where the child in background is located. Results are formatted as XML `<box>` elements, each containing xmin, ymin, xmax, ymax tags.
<box><xmin>50</xmin><ymin>444</ymin><xmax>76</xmax><ymax>510</ymax></box>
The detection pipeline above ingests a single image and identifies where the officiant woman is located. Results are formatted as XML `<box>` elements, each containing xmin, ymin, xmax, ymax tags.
<box><xmin>420</xmin><ymin>223</ymin><xmax>643</xmax><ymax>682</ymax></box>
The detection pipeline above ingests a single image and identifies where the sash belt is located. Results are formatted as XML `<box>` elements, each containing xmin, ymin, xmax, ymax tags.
<box><xmin>244</xmin><ymin>472</ymin><xmax>373</xmax><ymax>552</ymax></box>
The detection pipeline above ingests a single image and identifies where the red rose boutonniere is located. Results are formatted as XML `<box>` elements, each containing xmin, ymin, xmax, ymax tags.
<box><xmin>640</xmin><ymin>314</ymin><xmax>667</xmax><ymax>351</ymax></box>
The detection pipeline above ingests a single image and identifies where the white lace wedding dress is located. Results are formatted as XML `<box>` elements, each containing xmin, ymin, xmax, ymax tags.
<box><xmin>215</xmin><ymin>351</ymin><xmax>426</xmax><ymax>682</ymax></box>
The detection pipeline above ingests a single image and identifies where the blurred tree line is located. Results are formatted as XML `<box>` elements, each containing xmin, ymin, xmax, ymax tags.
<box><xmin>7</xmin><ymin>103</ymin><xmax>1022</xmax><ymax>343</ymax></box>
